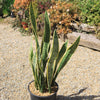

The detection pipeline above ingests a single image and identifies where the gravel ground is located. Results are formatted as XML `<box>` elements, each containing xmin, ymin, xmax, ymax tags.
<box><xmin>0</xmin><ymin>22</ymin><xmax>100</xmax><ymax>100</ymax></box>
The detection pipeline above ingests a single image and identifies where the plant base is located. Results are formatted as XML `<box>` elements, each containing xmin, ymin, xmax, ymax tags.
<box><xmin>28</xmin><ymin>80</ymin><xmax>58</xmax><ymax>100</ymax></box>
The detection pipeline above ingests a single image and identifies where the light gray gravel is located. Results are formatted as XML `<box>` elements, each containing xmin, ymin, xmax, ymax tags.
<box><xmin>0</xmin><ymin>23</ymin><xmax>100</xmax><ymax>100</ymax></box>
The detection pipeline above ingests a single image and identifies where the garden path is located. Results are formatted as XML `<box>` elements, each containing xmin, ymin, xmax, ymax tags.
<box><xmin>0</xmin><ymin>21</ymin><xmax>100</xmax><ymax>100</ymax></box>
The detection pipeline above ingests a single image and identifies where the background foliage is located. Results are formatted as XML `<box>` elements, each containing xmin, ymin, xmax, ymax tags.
<box><xmin>2</xmin><ymin>0</ymin><xmax>15</xmax><ymax>15</ymax></box>
<box><xmin>47</xmin><ymin>1</ymin><xmax>79</xmax><ymax>34</ymax></box>
<box><xmin>11</xmin><ymin>0</ymin><xmax>100</xmax><ymax>39</ymax></box>
<box><xmin>74</xmin><ymin>0</ymin><xmax>100</xmax><ymax>25</ymax></box>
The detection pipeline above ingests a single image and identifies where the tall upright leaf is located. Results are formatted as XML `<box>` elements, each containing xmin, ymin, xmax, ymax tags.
<box><xmin>47</xmin><ymin>30</ymin><xmax>59</xmax><ymax>92</ymax></box>
<box><xmin>29</xmin><ymin>1</ymin><xmax>37</xmax><ymax>35</ymax></box>
<box><xmin>53</xmin><ymin>36</ymin><xmax>80</xmax><ymax>82</ymax></box>
<box><xmin>53</xmin><ymin>40</ymin><xmax>68</xmax><ymax>76</ymax></box>
<box><xmin>41</xmin><ymin>11</ymin><xmax>50</xmax><ymax>71</ymax></box>
<box><xmin>29</xmin><ymin>1</ymin><xmax>40</xmax><ymax>65</ymax></box>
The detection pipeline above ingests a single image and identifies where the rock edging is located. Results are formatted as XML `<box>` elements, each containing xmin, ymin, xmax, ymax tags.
<box><xmin>67</xmin><ymin>32</ymin><xmax>100</xmax><ymax>51</ymax></box>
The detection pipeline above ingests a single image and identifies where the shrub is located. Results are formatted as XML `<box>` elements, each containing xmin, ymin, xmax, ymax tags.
<box><xmin>37</xmin><ymin>1</ymin><xmax>52</xmax><ymax>14</ymax></box>
<box><xmin>74</xmin><ymin>0</ymin><xmax>100</xmax><ymax>25</ymax></box>
<box><xmin>47</xmin><ymin>1</ymin><xmax>79</xmax><ymax>34</ymax></box>
<box><xmin>13</xmin><ymin>0</ymin><xmax>30</xmax><ymax>10</ymax></box>
<box><xmin>2</xmin><ymin>0</ymin><xmax>15</xmax><ymax>15</ymax></box>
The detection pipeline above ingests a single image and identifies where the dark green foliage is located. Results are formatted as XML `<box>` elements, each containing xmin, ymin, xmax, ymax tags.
<box><xmin>2</xmin><ymin>0</ymin><xmax>15</xmax><ymax>15</ymax></box>
<box><xmin>0</xmin><ymin>0</ymin><xmax>3</xmax><ymax>16</ymax></box>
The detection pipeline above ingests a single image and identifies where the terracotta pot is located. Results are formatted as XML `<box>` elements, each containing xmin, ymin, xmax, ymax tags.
<box><xmin>22</xmin><ymin>25</ymin><xmax>28</xmax><ymax>29</ymax></box>
<box><xmin>21</xmin><ymin>22</ymin><xmax>28</xmax><ymax>25</ymax></box>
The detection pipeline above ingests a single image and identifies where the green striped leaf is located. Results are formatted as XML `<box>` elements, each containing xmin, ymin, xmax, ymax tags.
<box><xmin>41</xmin><ymin>11</ymin><xmax>50</xmax><ymax>71</ymax></box>
<box><xmin>53</xmin><ymin>36</ymin><xmax>80</xmax><ymax>81</ymax></box>
<box><xmin>31</xmin><ymin>52</ymin><xmax>39</xmax><ymax>90</ymax></box>
<box><xmin>47</xmin><ymin>30</ymin><xmax>59</xmax><ymax>93</ymax></box>
<box><xmin>32</xmin><ymin>53</ymin><xmax>37</xmax><ymax>72</ymax></box>
<box><xmin>29</xmin><ymin>1</ymin><xmax>40</xmax><ymax>67</ymax></box>
<box><xmin>44</xmin><ymin>11</ymin><xmax>50</xmax><ymax>43</ymax></box>
<box><xmin>29</xmin><ymin>42</ymin><xmax>36</xmax><ymax>76</ymax></box>
<box><xmin>29</xmin><ymin>1</ymin><xmax>37</xmax><ymax>34</ymax></box>
<box><xmin>53</xmin><ymin>40</ymin><xmax>68</xmax><ymax>76</ymax></box>
<box><xmin>29</xmin><ymin>42</ymin><xmax>34</xmax><ymax>66</ymax></box>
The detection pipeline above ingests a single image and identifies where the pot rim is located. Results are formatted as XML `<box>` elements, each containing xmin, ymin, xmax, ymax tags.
<box><xmin>28</xmin><ymin>80</ymin><xmax>59</xmax><ymax>98</ymax></box>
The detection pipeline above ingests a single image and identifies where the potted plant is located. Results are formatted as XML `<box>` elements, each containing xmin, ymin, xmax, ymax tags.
<box><xmin>28</xmin><ymin>1</ymin><xmax>80</xmax><ymax>100</ymax></box>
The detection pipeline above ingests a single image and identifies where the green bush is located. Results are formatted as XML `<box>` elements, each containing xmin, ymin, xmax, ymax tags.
<box><xmin>74</xmin><ymin>0</ymin><xmax>100</xmax><ymax>25</ymax></box>
<box><xmin>0</xmin><ymin>0</ymin><xmax>3</xmax><ymax>16</ymax></box>
<box><xmin>2</xmin><ymin>0</ymin><xmax>15</xmax><ymax>15</ymax></box>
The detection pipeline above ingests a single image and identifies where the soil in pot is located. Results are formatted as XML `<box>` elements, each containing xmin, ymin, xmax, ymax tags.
<box><xmin>29</xmin><ymin>81</ymin><xmax>58</xmax><ymax>96</ymax></box>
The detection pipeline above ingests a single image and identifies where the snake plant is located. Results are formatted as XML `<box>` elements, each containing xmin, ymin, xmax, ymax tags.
<box><xmin>29</xmin><ymin>1</ymin><xmax>80</xmax><ymax>93</ymax></box>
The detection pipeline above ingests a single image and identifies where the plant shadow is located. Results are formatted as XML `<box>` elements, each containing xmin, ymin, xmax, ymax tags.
<box><xmin>57</xmin><ymin>88</ymin><xmax>100</xmax><ymax>100</ymax></box>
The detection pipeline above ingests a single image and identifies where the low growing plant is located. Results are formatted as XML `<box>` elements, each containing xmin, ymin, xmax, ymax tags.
<box><xmin>13</xmin><ymin>0</ymin><xmax>30</xmax><ymax>10</ymax></box>
<box><xmin>37</xmin><ymin>1</ymin><xmax>52</xmax><ymax>14</ymax></box>
<box><xmin>29</xmin><ymin>1</ymin><xmax>80</xmax><ymax>93</ymax></box>
<box><xmin>2</xmin><ymin>0</ymin><xmax>15</xmax><ymax>15</ymax></box>
<box><xmin>74</xmin><ymin>0</ymin><xmax>100</xmax><ymax>25</ymax></box>
<box><xmin>47</xmin><ymin>1</ymin><xmax>79</xmax><ymax>34</ymax></box>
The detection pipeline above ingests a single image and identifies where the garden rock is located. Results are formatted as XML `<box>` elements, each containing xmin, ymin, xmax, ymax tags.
<box><xmin>67</xmin><ymin>32</ymin><xmax>100</xmax><ymax>51</ymax></box>
<box><xmin>71</xmin><ymin>23</ymin><xmax>96</xmax><ymax>33</ymax></box>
